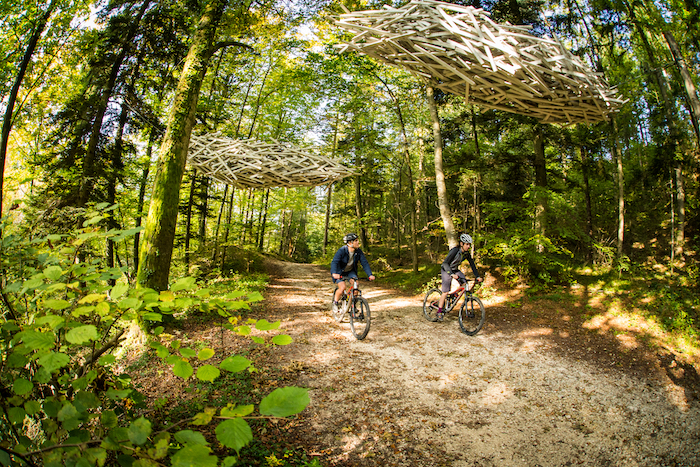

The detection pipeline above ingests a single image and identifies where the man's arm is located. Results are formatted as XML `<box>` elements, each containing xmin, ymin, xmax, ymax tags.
<box><xmin>330</xmin><ymin>247</ymin><xmax>345</xmax><ymax>275</ymax></box>
<box><xmin>358</xmin><ymin>250</ymin><xmax>373</xmax><ymax>278</ymax></box>
<box><xmin>465</xmin><ymin>252</ymin><xmax>481</xmax><ymax>279</ymax></box>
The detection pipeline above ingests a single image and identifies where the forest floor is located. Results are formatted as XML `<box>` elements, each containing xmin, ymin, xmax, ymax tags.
<box><xmin>249</xmin><ymin>259</ymin><xmax>700</xmax><ymax>467</ymax></box>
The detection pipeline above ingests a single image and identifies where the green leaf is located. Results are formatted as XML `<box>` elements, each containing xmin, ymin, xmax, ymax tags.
<box><xmin>111</xmin><ymin>283</ymin><xmax>129</xmax><ymax>300</ymax></box>
<box><xmin>196</xmin><ymin>365</ymin><xmax>220</xmax><ymax>382</ymax></box>
<box><xmin>171</xmin><ymin>445</ymin><xmax>217</xmax><ymax>467</ymax></box>
<box><xmin>72</xmin><ymin>305</ymin><xmax>95</xmax><ymax>317</ymax></box>
<box><xmin>219</xmin><ymin>356</ymin><xmax>251</xmax><ymax>373</ymax></box>
<box><xmin>35</xmin><ymin>315</ymin><xmax>65</xmax><ymax>329</ymax></box>
<box><xmin>174</xmin><ymin>430</ymin><xmax>208</xmax><ymax>446</ymax></box>
<box><xmin>220</xmin><ymin>404</ymin><xmax>254</xmax><ymax>418</ymax></box>
<box><xmin>24</xmin><ymin>400</ymin><xmax>41</xmax><ymax>416</ymax></box>
<box><xmin>44</xmin><ymin>266</ymin><xmax>63</xmax><ymax>281</ymax></box>
<box><xmin>37</xmin><ymin>352</ymin><xmax>70</xmax><ymax>373</ymax></box>
<box><xmin>173</xmin><ymin>359</ymin><xmax>193</xmax><ymax>379</ymax></box>
<box><xmin>106</xmin><ymin>389</ymin><xmax>132</xmax><ymax>400</ymax></box>
<box><xmin>259</xmin><ymin>387</ymin><xmax>310</xmax><ymax>417</ymax></box>
<box><xmin>215</xmin><ymin>418</ymin><xmax>253</xmax><ymax>454</ymax></box>
<box><xmin>20</xmin><ymin>330</ymin><xmax>56</xmax><ymax>350</ymax></box>
<box><xmin>272</xmin><ymin>334</ymin><xmax>293</xmax><ymax>346</ymax></box>
<box><xmin>192</xmin><ymin>407</ymin><xmax>216</xmax><ymax>426</ymax></box>
<box><xmin>128</xmin><ymin>417</ymin><xmax>152</xmax><ymax>445</ymax></box>
<box><xmin>118</xmin><ymin>297</ymin><xmax>142</xmax><ymax>310</ymax></box>
<box><xmin>57</xmin><ymin>402</ymin><xmax>79</xmax><ymax>421</ymax></box>
<box><xmin>251</xmin><ymin>336</ymin><xmax>265</xmax><ymax>344</ymax></box>
<box><xmin>171</xmin><ymin>277</ymin><xmax>196</xmax><ymax>293</ymax></box>
<box><xmin>142</xmin><ymin>312</ymin><xmax>162</xmax><ymax>322</ymax></box>
<box><xmin>179</xmin><ymin>348</ymin><xmax>197</xmax><ymax>358</ymax></box>
<box><xmin>8</xmin><ymin>407</ymin><xmax>26</xmax><ymax>425</ymax></box>
<box><xmin>246</xmin><ymin>291</ymin><xmax>264</xmax><ymax>302</ymax></box>
<box><xmin>101</xmin><ymin>410</ymin><xmax>118</xmax><ymax>428</ymax></box>
<box><xmin>236</xmin><ymin>325</ymin><xmax>251</xmax><ymax>336</ymax></box>
<box><xmin>98</xmin><ymin>355</ymin><xmax>116</xmax><ymax>365</ymax></box>
<box><xmin>255</xmin><ymin>319</ymin><xmax>281</xmax><ymax>331</ymax></box>
<box><xmin>65</xmin><ymin>325</ymin><xmax>98</xmax><ymax>344</ymax></box>
<box><xmin>83</xmin><ymin>215</ymin><xmax>104</xmax><ymax>226</ymax></box>
<box><xmin>13</xmin><ymin>378</ymin><xmax>33</xmax><ymax>396</ymax></box>
<box><xmin>197</xmin><ymin>348</ymin><xmax>215</xmax><ymax>361</ymax></box>
<box><xmin>44</xmin><ymin>299</ymin><xmax>71</xmax><ymax>310</ymax></box>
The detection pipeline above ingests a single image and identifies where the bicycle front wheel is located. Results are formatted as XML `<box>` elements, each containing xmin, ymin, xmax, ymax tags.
<box><xmin>350</xmin><ymin>298</ymin><xmax>371</xmax><ymax>340</ymax></box>
<box><xmin>422</xmin><ymin>288</ymin><xmax>441</xmax><ymax>322</ymax></box>
<box><xmin>331</xmin><ymin>287</ymin><xmax>345</xmax><ymax>323</ymax></box>
<box><xmin>458</xmin><ymin>296</ymin><xmax>485</xmax><ymax>336</ymax></box>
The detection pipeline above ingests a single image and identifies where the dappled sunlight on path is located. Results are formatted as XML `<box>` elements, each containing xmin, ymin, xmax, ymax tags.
<box><xmin>256</xmin><ymin>259</ymin><xmax>700</xmax><ymax>467</ymax></box>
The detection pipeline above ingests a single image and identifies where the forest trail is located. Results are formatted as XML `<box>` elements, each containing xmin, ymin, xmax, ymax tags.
<box><xmin>255</xmin><ymin>259</ymin><xmax>700</xmax><ymax>467</ymax></box>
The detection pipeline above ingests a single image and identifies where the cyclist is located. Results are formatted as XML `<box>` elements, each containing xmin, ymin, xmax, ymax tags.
<box><xmin>331</xmin><ymin>233</ymin><xmax>375</xmax><ymax>313</ymax></box>
<box><xmin>436</xmin><ymin>233</ymin><xmax>483</xmax><ymax>321</ymax></box>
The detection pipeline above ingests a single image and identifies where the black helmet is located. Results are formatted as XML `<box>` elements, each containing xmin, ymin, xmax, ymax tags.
<box><xmin>343</xmin><ymin>233</ymin><xmax>358</xmax><ymax>243</ymax></box>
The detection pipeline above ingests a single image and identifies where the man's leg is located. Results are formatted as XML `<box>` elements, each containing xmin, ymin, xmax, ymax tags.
<box><xmin>334</xmin><ymin>279</ymin><xmax>346</xmax><ymax>303</ymax></box>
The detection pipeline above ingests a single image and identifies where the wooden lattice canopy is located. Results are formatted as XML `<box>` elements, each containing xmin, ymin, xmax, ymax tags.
<box><xmin>187</xmin><ymin>134</ymin><xmax>355</xmax><ymax>188</ymax></box>
<box><xmin>336</xmin><ymin>0</ymin><xmax>625</xmax><ymax>124</ymax></box>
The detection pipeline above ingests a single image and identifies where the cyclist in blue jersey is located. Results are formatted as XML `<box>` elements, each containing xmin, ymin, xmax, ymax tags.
<box><xmin>331</xmin><ymin>233</ymin><xmax>375</xmax><ymax>313</ymax></box>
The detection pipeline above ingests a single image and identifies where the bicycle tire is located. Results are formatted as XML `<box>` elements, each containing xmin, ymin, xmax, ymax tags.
<box><xmin>422</xmin><ymin>288</ymin><xmax>442</xmax><ymax>322</ymax></box>
<box><xmin>349</xmin><ymin>297</ymin><xmax>371</xmax><ymax>340</ymax></box>
<box><xmin>331</xmin><ymin>287</ymin><xmax>346</xmax><ymax>323</ymax></box>
<box><xmin>458</xmin><ymin>296</ymin><xmax>485</xmax><ymax>336</ymax></box>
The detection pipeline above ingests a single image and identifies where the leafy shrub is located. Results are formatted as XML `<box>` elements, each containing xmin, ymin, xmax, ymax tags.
<box><xmin>0</xmin><ymin>205</ymin><xmax>308</xmax><ymax>466</ymax></box>
<box><xmin>482</xmin><ymin>232</ymin><xmax>573</xmax><ymax>290</ymax></box>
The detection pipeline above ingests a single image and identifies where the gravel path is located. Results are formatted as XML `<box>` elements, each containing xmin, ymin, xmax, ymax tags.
<box><xmin>257</xmin><ymin>259</ymin><xmax>700</xmax><ymax>467</ymax></box>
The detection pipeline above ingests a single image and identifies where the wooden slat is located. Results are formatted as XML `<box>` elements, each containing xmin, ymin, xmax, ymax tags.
<box><xmin>335</xmin><ymin>0</ymin><xmax>625</xmax><ymax>124</ymax></box>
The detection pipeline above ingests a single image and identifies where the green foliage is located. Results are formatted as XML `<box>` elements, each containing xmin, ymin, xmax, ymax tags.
<box><xmin>482</xmin><ymin>231</ymin><xmax>573</xmax><ymax>290</ymax></box>
<box><xmin>0</xmin><ymin>207</ymin><xmax>309</xmax><ymax>466</ymax></box>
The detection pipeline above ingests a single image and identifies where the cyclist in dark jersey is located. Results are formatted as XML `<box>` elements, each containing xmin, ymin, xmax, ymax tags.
<box><xmin>437</xmin><ymin>233</ymin><xmax>483</xmax><ymax>320</ymax></box>
<box><xmin>331</xmin><ymin>233</ymin><xmax>375</xmax><ymax>312</ymax></box>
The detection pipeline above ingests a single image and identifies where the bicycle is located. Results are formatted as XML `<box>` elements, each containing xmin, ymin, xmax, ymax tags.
<box><xmin>422</xmin><ymin>278</ymin><xmax>485</xmax><ymax>336</ymax></box>
<box><xmin>330</xmin><ymin>278</ymin><xmax>371</xmax><ymax>340</ymax></box>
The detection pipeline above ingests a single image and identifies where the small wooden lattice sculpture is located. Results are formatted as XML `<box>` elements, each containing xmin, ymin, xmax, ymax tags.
<box><xmin>336</xmin><ymin>0</ymin><xmax>625</xmax><ymax>124</ymax></box>
<box><xmin>187</xmin><ymin>134</ymin><xmax>355</xmax><ymax>188</ymax></box>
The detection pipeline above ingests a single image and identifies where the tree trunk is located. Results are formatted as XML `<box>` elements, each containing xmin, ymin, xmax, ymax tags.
<box><xmin>137</xmin><ymin>0</ymin><xmax>228</xmax><ymax>290</ymax></box>
<box><xmin>0</xmin><ymin>0</ymin><xmax>56</xmax><ymax>217</ymax></box>
<box><xmin>220</xmin><ymin>187</ymin><xmax>235</xmax><ymax>271</ymax></box>
<box><xmin>79</xmin><ymin>0</ymin><xmax>151</xmax><ymax>206</ymax></box>
<box><xmin>258</xmin><ymin>188</ymin><xmax>270</xmax><ymax>251</ymax></box>
<box><xmin>134</xmin><ymin>132</ymin><xmax>154</xmax><ymax>275</ymax></box>
<box><xmin>580</xmin><ymin>145</ymin><xmax>594</xmax><ymax>263</ymax></box>
<box><xmin>211</xmin><ymin>184</ymin><xmax>229</xmax><ymax>262</ymax></box>
<box><xmin>323</xmin><ymin>183</ymin><xmax>332</xmax><ymax>255</ymax></box>
<box><xmin>674</xmin><ymin>163</ymin><xmax>685</xmax><ymax>263</ymax></box>
<box><xmin>184</xmin><ymin>170</ymin><xmax>197</xmax><ymax>268</ymax></box>
<box><xmin>426</xmin><ymin>83</ymin><xmax>457</xmax><ymax>248</ymax></box>
<box><xmin>198</xmin><ymin>176</ymin><xmax>209</xmax><ymax>253</ymax></box>
<box><xmin>611</xmin><ymin>118</ymin><xmax>625</xmax><ymax>259</ymax></box>
<box><xmin>354</xmin><ymin>174</ymin><xmax>367</xmax><ymax>249</ymax></box>
<box><xmin>106</xmin><ymin>98</ymin><xmax>129</xmax><ymax>285</ymax></box>
<box><xmin>533</xmin><ymin>124</ymin><xmax>547</xmax><ymax>252</ymax></box>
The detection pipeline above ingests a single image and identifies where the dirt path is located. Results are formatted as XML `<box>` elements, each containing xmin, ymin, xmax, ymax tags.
<box><xmin>256</xmin><ymin>259</ymin><xmax>700</xmax><ymax>467</ymax></box>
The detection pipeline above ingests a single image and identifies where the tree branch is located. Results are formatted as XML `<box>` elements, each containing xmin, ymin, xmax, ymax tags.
<box><xmin>211</xmin><ymin>40</ymin><xmax>255</xmax><ymax>55</ymax></box>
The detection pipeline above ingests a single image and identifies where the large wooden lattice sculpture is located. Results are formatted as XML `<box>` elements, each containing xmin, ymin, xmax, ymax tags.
<box><xmin>336</xmin><ymin>0</ymin><xmax>625</xmax><ymax>124</ymax></box>
<box><xmin>188</xmin><ymin>134</ymin><xmax>355</xmax><ymax>188</ymax></box>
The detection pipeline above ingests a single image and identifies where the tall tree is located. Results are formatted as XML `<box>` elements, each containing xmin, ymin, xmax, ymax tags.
<box><xmin>137</xmin><ymin>0</ymin><xmax>230</xmax><ymax>290</ymax></box>
<box><xmin>426</xmin><ymin>83</ymin><xmax>457</xmax><ymax>247</ymax></box>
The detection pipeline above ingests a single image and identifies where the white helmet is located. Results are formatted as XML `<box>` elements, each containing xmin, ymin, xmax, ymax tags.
<box><xmin>459</xmin><ymin>233</ymin><xmax>473</xmax><ymax>244</ymax></box>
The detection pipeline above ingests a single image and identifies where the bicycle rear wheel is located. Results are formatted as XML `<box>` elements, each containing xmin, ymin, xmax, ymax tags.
<box><xmin>350</xmin><ymin>298</ymin><xmax>371</xmax><ymax>340</ymax></box>
<box><xmin>331</xmin><ymin>287</ymin><xmax>346</xmax><ymax>323</ymax></box>
<box><xmin>422</xmin><ymin>288</ymin><xmax>441</xmax><ymax>322</ymax></box>
<box><xmin>458</xmin><ymin>296</ymin><xmax>485</xmax><ymax>336</ymax></box>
